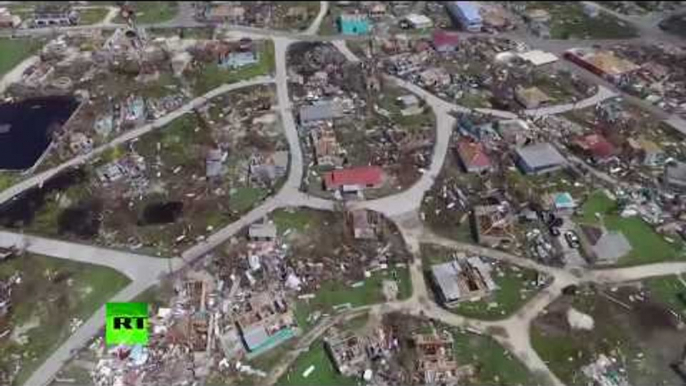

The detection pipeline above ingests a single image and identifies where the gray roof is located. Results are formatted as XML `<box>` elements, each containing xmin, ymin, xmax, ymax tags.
<box><xmin>249</xmin><ymin>222</ymin><xmax>277</xmax><ymax>239</ymax></box>
<box><xmin>516</xmin><ymin>143</ymin><xmax>566</xmax><ymax>169</ymax></box>
<box><xmin>206</xmin><ymin>149</ymin><xmax>224</xmax><ymax>178</ymax></box>
<box><xmin>243</xmin><ymin>325</ymin><xmax>269</xmax><ymax>350</ymax></box>
<box><xmin>299</xmin><ymin>101</ymin><xmax>344</xmax><ymax>124</ymax></box>
<box><xmin>431</xmin><ymin>261</ymin><xmax>463</xmax><ymax>301</ymax></box>
<box><xmin>665</xmin><ymin>161</ymin><xmax>686</xmax><ymax>183</ymax></box>
<box><xmin>593</xmin><ymin>230</ymin><xmax>632</xmax><ymax>263</ymax></box>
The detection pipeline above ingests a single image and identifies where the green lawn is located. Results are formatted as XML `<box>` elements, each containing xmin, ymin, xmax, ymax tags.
<box><xmin>277</xmin><ymin>339</ymin><xmax>358</xmax><ymax>386</ymax></box>
<box><xmin>578</xmin><ymin>191</ymin><xmax>684</xmax><ymax>266</ymax></box>
<box><xmin>79</xmin><ymin>8</ymin><xmax>109</xmax><ymax>25</ymax></box>
<box><xmin>449</xmin><ymin>265</ymin><xmax>542</xmax><ymax>320</ymax></box>
<box><xmin>530</xmin><ymin>2</ymin><xmax>639</xmax><ymax>39</ymax></box>
<box><xmin>0</xmin><ymin>172</ymin><xmax>20</xmax><ymax>192</ymax></box>
<box><xmin>376</xmin><ymin>85</ymin><xmax>436</xmax><ymax>131</ymax></box>
<box><xmin>192</xmin><ymin>40</ymin><xmax>275</xmax><ymax>95</ymax></box>
<box><xmin>272</xmin><ymin>208</ymin><xmax>314</xmax><ymax>235</ymax></box>
<box><xmin>421</xmin><ymin>244</ymin><xmax>542</xmax><ymax>320</ymax></box>
<box><xmin>644</xmin><ymin>275</ymin><xmax>686</xmax><ymax>318</ymax></box>
<box><xmin>530</xmin><ymin>290</ymin><xmax>669</xmax><ymax>386</ymax></box>
<box><xmin>451</xmin><ymin>327</ymin><xmax>544</xmax><ymax>386</ymax></box>
<box><xmin>295</xmin><ymin>266</ymin><xmax>412</xmax><ymax>331</ymax></box>
<box><xmin>114</xmin><ymin>1</ymin><xmax>178</xmax><ymax>24</ymax></box>
<box><xmin>0</xmin><ymin>38</ymin><xmax>44</xmax><ymax>78</ymax></box>
<box><xmin>0</xmin><ymin>254</ymin><xmax>130</xmax><ymax>385</ymax></box>
<box><xmin>230</xmin><ymin>187</ymin><xmax>269</xmax><ymax>213</ymax></box>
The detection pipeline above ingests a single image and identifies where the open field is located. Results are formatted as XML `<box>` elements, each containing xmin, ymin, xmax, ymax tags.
<box><xmin>531</xmin><ymin>285</ymin><xmax>685</xmax><ymax>386</ymax></box>
<box><xmin>577</xmin><ymin>191</ymin><xmax>684</xmax><ymax>266</ymax></box>
<box><xmin>0</xmin><ymin>38</ymin><xmax>44</xmax><ymax>78</ymax></box>
<box><xmin>0</xmin><ymin>254</ymin><xmax>129</xmax><ymax>385</ymax></box>
<box><xmin>421</xmin><ymin>244</ymin><xmax>544</xmax><ymax>320</ymax></box>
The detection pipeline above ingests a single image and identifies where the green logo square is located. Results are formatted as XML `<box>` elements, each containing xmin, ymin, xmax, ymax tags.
<box><xmin>106</xmin><ymin>302</ymin><xmax>149</xmax><ymax>346</ymax></box>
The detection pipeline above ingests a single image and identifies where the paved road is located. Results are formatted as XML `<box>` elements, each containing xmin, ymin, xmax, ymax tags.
<box><xmin>0</xmin><ymin>231</ymin><xmax>176</xmax><ymax>281</ymax></box>
<box><xmin>0</xmin><ymin>76</ymin><xmax>274</xmax><ymax>206</ymax></box>
<box><xmin>304</xmin><ymin>1</ymin><xmax>329</xmax><ymax>36</ymax></box>
<box><xmin>525</xmin><ymin>85</ymin><xmax>617</xmax><ymax>117</ymax></box>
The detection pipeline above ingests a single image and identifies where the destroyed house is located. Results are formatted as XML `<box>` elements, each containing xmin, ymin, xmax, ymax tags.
<box><xmin>311</xmin><ymin>126</ymin><xmax>343</xmax><ymax>167</ymax></box>
<box><xmin>515</xmin><ymin>86</ymin><xmax>552</xmax><ymax>109</ymax></box>
<box><xmin>430</xmin><ymin>257</ymin><xmax>497</xmax><ymax>308</ymax></box>
<box><xmin>0</xmin><ymin>8</ymin><xmax>20</xmax><ymax>28</ymax></box>
<box><xmin>323</xmin><ymin>166</ymin><xmax>384</xmax><ymax>192</ymax></box>
<box><xmin>432</xmin><ymin>30</ymin><xmax>460</xmax><ymax>53</ymax></box>
<box><xmin>347</xmin><ymin>209</ymin><xmax>379</xmax><ymax>240</ymax></box>
<box><xmin>564</xmin><ymin>48</ymin><xmax>639</xmax><ymax>82</ymax></box>
<box><xmin>455</xmin><ymin>140</ymin><xmax>491</xmax><ymax>173</ymax></box>
<box><xmin>415</xmin><ymin>330</ymin><xmax>454</xmax><ymax>358</ymax></box>
<box><xmin>235</xmin><ymin>294</ymin><xmax>296</xmax><ymax>355</ymax></box>
<box><xmin>573</xmin><ymin>134</ymin><xmax>617</xmax><ymax>163</ymax></box>
<box><xmin>33</xmin><ymin>5</ymin><xmax>77</xmax><ymax>27</ymax></box>
<box><xmin>401</xmin><ymin>13</ymin><xmax>433</xmax><ymax>30</ymax></box>
<box><xmin>515</xmin><ymin>143</ymin><xmax>566</xmax><ymax>175</ymax></box>
<box><xmin>298</xmin><ymin>102</ymin><xmax>344</xmax><ymax>127</ymax></box>
<box><xmin>325</xmin><ymin>331</ymin><xmax>367</xmax><ymax>376</ymax></box>
<box><xmin>626</xmin><ymin>137</ymin><xmax>665</xmax><ymax>167</ymax></box>
<box><xmin>471</xmin><ymin>204</ymin><xmax>514</xmax><ymax>247</ymax></box>
<box><xmin>206</xmin><ymin>4</ymin><xmax>245</xmax><ymax>23</ymax></box>
<box><xmin>249</xmin><ymin>151</ymin><xmax>289</xmax><ymax>184</ymax></box>
<box><xmin>414</xmin><ymin>331</ymin><xmax>467</xmax><ymax>385</ymax></box>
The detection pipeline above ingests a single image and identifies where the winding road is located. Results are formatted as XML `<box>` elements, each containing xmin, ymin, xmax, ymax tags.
<box><xmin>1</xmin><ymin>4</ymin><xmax>685</xmax><ymax>385</ymax></box>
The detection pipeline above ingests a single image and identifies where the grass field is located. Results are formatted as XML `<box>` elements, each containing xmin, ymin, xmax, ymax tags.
<box><xmin>644</xmin><ymin>275</ymin><xmax>686</xmax><ymax>317</ymax></box>
<box><xmin>451</xmin><ymin>327</ymin><xmax>545</xmax><ymax>386</ymax></box>
<box><xmin>295</xmin><ymin>266</ymin><xmax>411</xmax><ymax>331</ymax></box>
<box><xmin>531</xmin><ymin>287</ymin><xmax>685</xmax><ymax>386</ymax></box>
<box><xmin>192</xmin><ymin>40</ymin><xmax>275</xmax><ymax>95</ymax></box>
<box><xmin>577</xmin><ymin>191</ymin><xmax>684</xmax><ymax>266</ymax></box>
<box><xmin>0</xmin><ymin>172</ymin><xmax>19</xmax><ymax>192</ymax></box>
<box><xmin>114</xmin><ymin>1</ymin><xmax>178</xmax><ymax>24</ymax></box>
<box><xmin>0</xmin><ymin>38</ymin><xmax>43</xmax><ymax>78</ymax></box>
<box><xmin>277</xmin><ymin>339</ymin><xmax>357</xmax><ymax>386</ymax></box>
<box><xmin>421</xmin><ymin>244</ymin><xmax>543</xmax><ymax>320</ymax></box>
<box><xmin>0</xmin><ymin>254</ymin><xmax>130</xmax><ymax>385</ymax></box>
<box><xmin>79</xmin><ymin>8</ymin><xmax>109</xmax><ymax>25</ymax></box>
<box><xmin>529</xmin><ymin>2</ymin><xmax>639</xmax><ymax>39</ymax></box>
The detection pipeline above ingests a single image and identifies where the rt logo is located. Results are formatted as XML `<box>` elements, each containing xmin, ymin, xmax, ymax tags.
<box><xmin>106</xmin><ymin>302</ymin><xmax>149</xmax><ymax>346</ymax></box>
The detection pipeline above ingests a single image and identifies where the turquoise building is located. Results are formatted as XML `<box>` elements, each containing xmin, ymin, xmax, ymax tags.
<box><xmin>337</xmin><ymin>14</ymin><xmax>370</xmax><ymax>35</ymax></box>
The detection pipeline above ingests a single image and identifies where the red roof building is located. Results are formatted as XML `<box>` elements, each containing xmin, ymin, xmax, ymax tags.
<box><xmin>455</xmin><ymin>140</ymin><xmax>491</xmax><ymax>173</ymax></box>
<box><xmin>574</xmin><ymin>134</ymin><xmax>617</xmax><ymax>163</ymax></box>
<box><xmin>432</xmin><ymin>30</ymin><xmax>460</xmax><ymax>53</ymax></box>
<box><xmin>323</xmin><ymin>166</ymin><xmax>384</xmax><ymax>191</ymax></box>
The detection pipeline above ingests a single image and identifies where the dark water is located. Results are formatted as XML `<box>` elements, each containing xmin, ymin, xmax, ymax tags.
<box><xmin>139</xmin><ymin>202</ymin><xmax>183</xmax><ymax>225</ymax></box>
<box><xmin>0</xmin><ymin>97</ymin><xmax>79</xmax><ymax>170</ymax></box>
<box><xmin>58</xmin><ymin>199</ymin><xmax>103</xmax><ymax>238</ymax></box>
<box><xmin>0</xmin><ymin>169</ymin><xmax>86</xmax><ymax>227</ymax></box>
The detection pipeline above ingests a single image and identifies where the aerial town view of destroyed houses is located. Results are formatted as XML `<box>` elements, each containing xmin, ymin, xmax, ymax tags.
<box><xmin>2</xmin><ymin>1</ymin><xmax>686</xmax><ymax>386</ymax></box>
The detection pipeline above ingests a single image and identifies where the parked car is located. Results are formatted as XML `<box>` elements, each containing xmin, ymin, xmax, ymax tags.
<box><xmin>564</xmin><ymin>230</ymin><xmax>580</xmax><ymax>249</ymax></box>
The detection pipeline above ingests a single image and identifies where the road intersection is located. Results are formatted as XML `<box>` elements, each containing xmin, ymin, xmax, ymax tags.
<box><xmin>0</xmin><ymin>4</ymin><xmax>685</xmax><ymax>385</ymax></box>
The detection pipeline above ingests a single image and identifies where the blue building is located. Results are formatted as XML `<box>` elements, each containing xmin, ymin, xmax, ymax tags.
<box><xmin>446</xmin><ymin>1</ymin><xmax>482</xmax><ymax>32</ymax></box>
<box><xmin>337</xmin><ymin>14</ymin><xmax>370</xmax><ymax>35</ymax></box>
